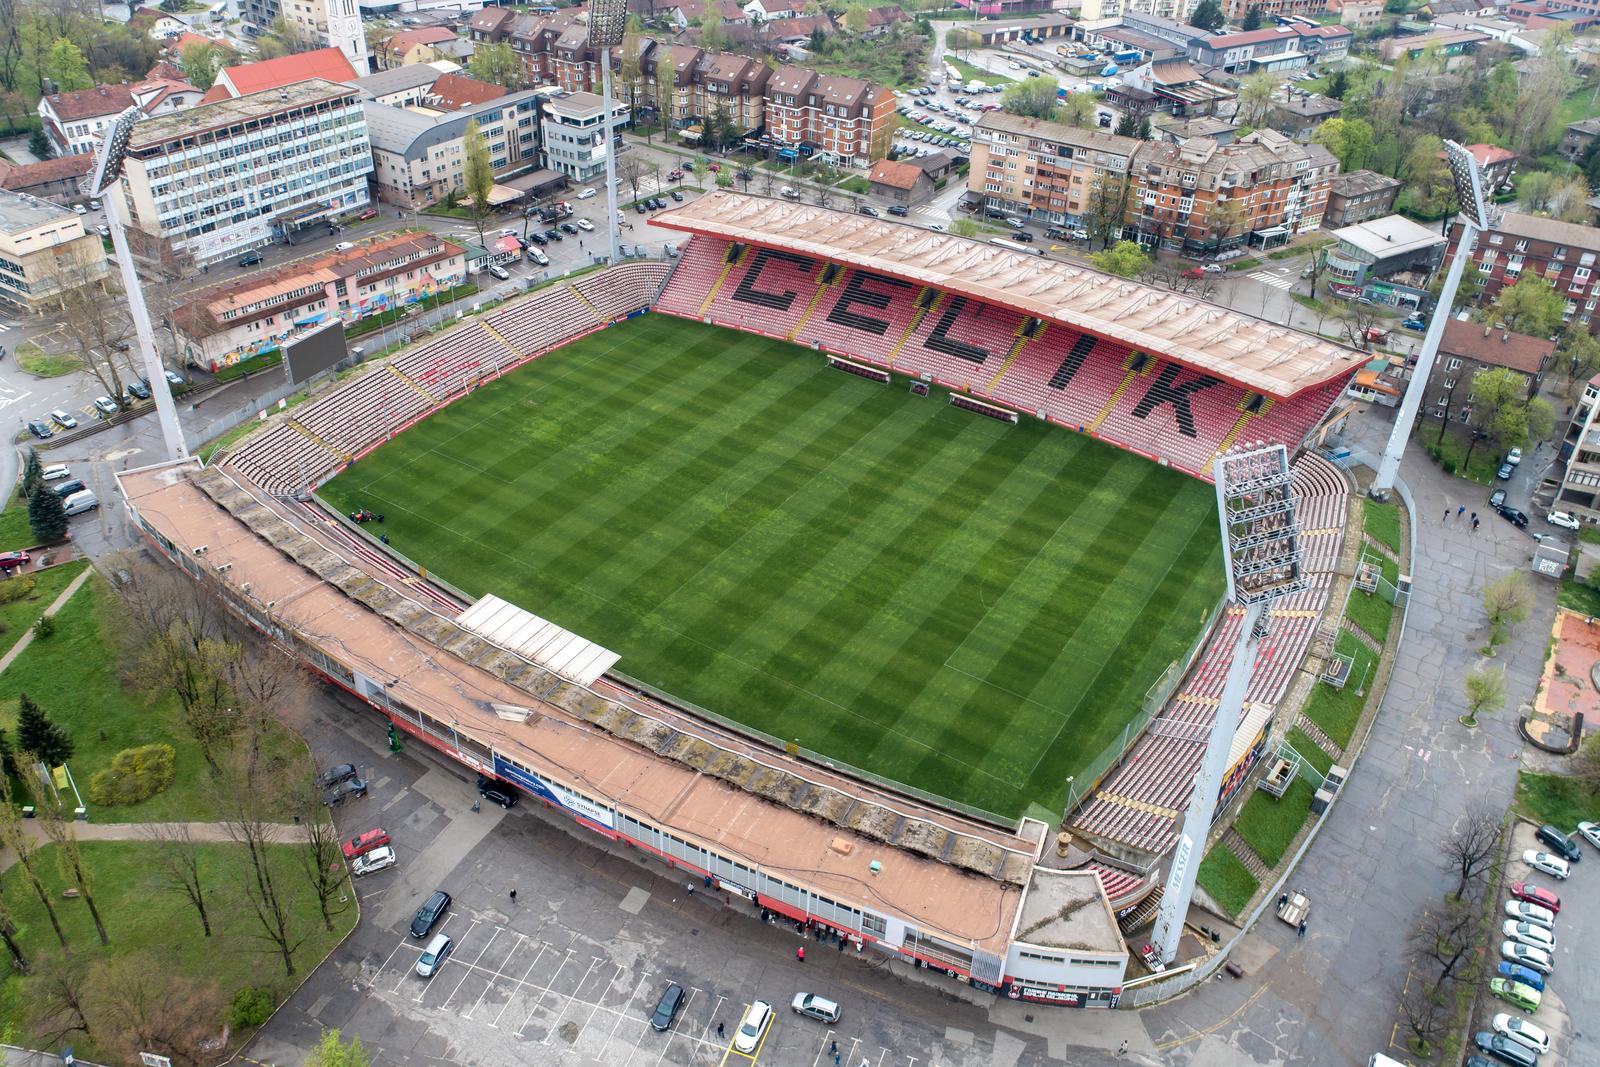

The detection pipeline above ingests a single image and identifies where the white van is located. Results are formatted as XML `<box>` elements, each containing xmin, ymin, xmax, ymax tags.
<box><xmin>415</xmin><ymin>932</ymin><xmax>452</xmax><ymax>977</ymax></box>
<box><xmin>41</xmin><ymin>464</ymin><xmax>71</xmax><ymax>482</ymax></box>
<box><xmin>63</xmin><ymin>489</ymin><xmax>98</xmax><ymax>516</ymax></box>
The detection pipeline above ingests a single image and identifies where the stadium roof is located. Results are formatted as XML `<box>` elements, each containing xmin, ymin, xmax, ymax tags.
<box><xmin>653</xmin><ymin>193</ymin><xmax>1365</xmax><ymax>399</ymax></box>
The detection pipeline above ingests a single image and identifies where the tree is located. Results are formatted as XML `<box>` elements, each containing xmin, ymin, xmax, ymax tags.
<box><xmin>0</xmin><ymin>781</ymin><xmax>68</xmax><ymax>951</ymax></box>
<box><xmin>1235</xmin><ymin>72</ymin><xmax>1276</xmax><ymax>128</ymax></box>
<box><xmin>1482</xmin><ymin>571</ymin><xmax>1531</xmax><ymax>648</ymax></box>
<box><xmin>1408</xmin><ymin>895</ymin><xmax>1478</xmax><ymax>988</ymax></box>
<box><xmin>1440</xmin><ymin>804</ymin><xmax>1501</xmax><ymax>900</ymax></box>
<box><xmin>0</xmin><ymin>897</ymin><xmax>26</xmax><ymax>974</ymax></box>
<box><xmin>219</xmin><ymin>755</ymin><xmax>305</xmax><ymax>976</ymax></box>
<box><xmin>946</xmin><ymin>27</ymin><xmax>981</xmax><ymax>55</ymax></box>
<box><xmin>298</xmin><ymin>785</ymin><xmax>349</xmax><ymax>933</ymax></box>
<box><xmin>41</xmin><ymin>37</ymin><xmax>89</xmax><ymax>91</ymax></box>
<box><xmin>1398</xmin><ymin>971</ymin><xmax>1450</xmax><ymax>1055</ymax></box>
<box><xmin>16</xmin><ymin>693</ymin><xmax>73</xmax><ymax>767</ymax></box>
<box><xmin>1461</xmin><ymin>662</ymin><xmax>1505</xmax><ymax>726</ymax></box>
<box><xmin>1091</xmin><ymin>240</ymin><xmax>1150</xmax><ymax>278</ymax></box>
<box><xmin>21</xmin><ymin>448</ymin><xmax>41</xmax><ymax>499</ymax></box>
<box><xmin>253</xmin><ymin>16</ymin><xmax>319</xmax><ymax>59</ymax></box>
<box><xmin>1114</xmin><ymin>111</ymin><xmax>1150</xmax><ymax>140</ymax></box>
<box><xmin>1311</xmin><ymin>116</ymin><xmax>1373</xmax><ymax>172</ymax></box>
<box><xmin>1489</xmin><ymin>273</ymin><xmax>1566</xmax><ymax>338</ymax></box>
<box><xmin>177</xmin><ymin>39</ymin><xmax>228</xmax><ymax>91</ymax></box>
<box><xmin>950</xmin><ymin>217</ymin><xmax>980</xmax><ymax>237</ymax></box>
<box><xmin>27</xmin><ymin>486</ymin><xmax>66</xmax><ymax>550</ymax></box>
<box><xmin>1241</xmin><ymin>5</ymin><xmax>1263</xmax><ymax>28</ymax></box>
<box><xmin>144</xmin><ymin>823</ymin><xmax>212</xmax><ymax>937</ymax></box>
<box><xmin>28</xmin><ymin>128</ymin><xmax>51</xmax><ymax>160</ymax></box>
<box><xmin>1206</xmin><ymin>197</ymin><xmax>1247</xmax><ymax>253</ymax></box>
<box><xmin>1465</xmin><ymin>367</ymin><xmax>1553</xmax><ymax>469</ymax></box>
<box><xmin>1190</xmin><ymin>0</ymin><xmax>1224</xmax><ymax>29</ymax></box>
<box><xmin>697</xmin><ymin>11</ymin><xmax>728</xmax><ymax>51</ymax></box>
<box><xmin>842</xmin><ymin>4</ymin><xmax>867</xmax><ymax>31</ymax></box>
<box><xmin>1556</xmin><ymin>321</ymin><xmax>1600</xmax><ymax>400</ymax></box>
<box><xmin>1057</xmin><ymin>90</ymin><xmax>1096</xmax><ymax>128</ymax></box>
<box><xmin>462</xmin><ymin>118</ymin><xmax>493</xmax><ymax>249</ymax></box>
<box><xmin>37</xmin><ymin>800</ymin><xmax>108</xmax><ymax>945</ymax></box>
<box><xmin>1001</xmin><ymin>77</ymin><xmax>1062</xmax><ymax>121</ymax></box>
<box><xmin>1084</xmin><ymin>173</ymin><xmax>1130</xmax><ymax>250</ymax></box>
<box><xmin>86</xmin><ymin>953</ymin><xmax>225</xmax><ymax>1066</ymax></box>
<box><xmin>39</xmin><ymin>249</ymin><xmax>136</xmax><ymax>403</ymax></box>
<box><xmin>27</xmin><ymin>955</ymin><xmax>91</xmax><ymax>1045</ymax></box>
<box><xmin>306</xmin><ymin>1029</ymin><xmax>371</xmax><ymax>1067</ymax></box>
<box><xmin>468</xmin><ymin>40</ymin><xmax>521</xmax><ymax>89</ymax></box>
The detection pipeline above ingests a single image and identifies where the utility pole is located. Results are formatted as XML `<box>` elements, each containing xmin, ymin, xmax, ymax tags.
<box><xmin>588</xmin><ymin>0</ymin><xmax>625</xmax><ymax>266</ymax></box>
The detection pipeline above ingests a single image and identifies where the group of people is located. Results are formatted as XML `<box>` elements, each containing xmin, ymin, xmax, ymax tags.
<box><xmin>1444</xmin><ymin>504</ymin><xmax>1481</xmax><ymax>531</ymax></box>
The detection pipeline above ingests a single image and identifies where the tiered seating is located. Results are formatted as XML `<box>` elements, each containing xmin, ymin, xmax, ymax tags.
<box><xmin>392</xmin><ymin>323</ymin><xmax>515</xmax><ymax>401</ymax></box>
<box><xmin>655</xmin><ymin>236</ymin><xmax>1355</xmax><ymax>478</ymax></box>
<box><xmin>228</xmin><ymin>423</ymin><xmax>341</xmax><ymax>496</ymax></box>
<box><xmin>1070</xmin><ymin>457</ymin><xmax>1350</xmax><ymax>857</ymax></box>
<box><xmin>1083</xmin><ymin>861</ymin><xmax>1146</xmax><ymax>905</ymax></box>
<box><xmin>293</xmin><ymin>363</ymin><xmax>433</xmax><ymax>456</ymax></box>
<box><xmin>572</xmin><ymin>261</ymin><xmax>670</xmax><ymax>320</ymax></box>
<box><xmin>488</xmin><ymin>283</ymin><xmax>600</xmax><ymax>355</ymax></box>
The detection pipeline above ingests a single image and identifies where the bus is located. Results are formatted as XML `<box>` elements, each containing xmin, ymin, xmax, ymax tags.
<box><xmin>990</xmin><ymin>238</ymin><xmax>1043</xmax><ymax>256</ymax></box>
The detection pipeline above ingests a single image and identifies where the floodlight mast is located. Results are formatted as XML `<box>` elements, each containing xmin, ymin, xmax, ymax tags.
<box><xmin>588</xmin><ymin>0</ymin><xmax>626</xmax><ymax>267</ymax></box>
<box><xmin>82</xmin><ymin>105</ymin><xmax>188</xmax><ymax>461</ymax></box>
<box><xmin>1371</xmin><ymin>140</ymin><xmax>1489</xmax><ymax>497</ymax></box>
<box><xmin>1149</xmin><ymin>445</ymin><xmax>1305</xmax><ymax>966</ymax></box>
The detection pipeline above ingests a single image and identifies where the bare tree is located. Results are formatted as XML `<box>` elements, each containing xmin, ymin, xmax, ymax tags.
<box><xmin>144</xmin><ymin>823</ymin><xmax>212</xmax><ymax>937</ymax></box>
<box><xmin>1441</xmin><ymin>804</ymin><xmax>1501</xmax><ymax>901</ymax></box>
<box><xmin>1398</xmin><ymin>968</ymin><xmax>1450</xmax><ymax>1056</ymax></box>
<box><xmin>26</xmin><ymin>954</ymin><xmax>93</xmax><ymax>1046</ymax></box>
<box><xmin>0</xmin><ymin>896</ymin><xmax>28</xmax><ymax>973</ymax></box>
<box><xmin>1407</xmin><ymin>896</ymin><xmax>1477</xmax><ymax>990</ymax></box>
<box><xmin>217</xmin><ymin>752</ymin><xmax>305</xmax><ymax>976</ymax></box>
<box><xmin>41</xmin><ymin>250</ymin><xmax>137</xmax><ymax>407</ymax></box>
<box><xmin>618</xmin><ymin>157</ymin><xmax>646</xmax><ymax>208</ymax></box>
<box><xmin>0</xmin><ymin>777</ymin><xmax>68</xmax><ymax>952</ymax></box>
<box><xmin>298</xmin><ymin>786</ymin><xmax>350</xmax><ymax>933</ymax></box>
<box><xmin>87</xmin><ymin>952</ymin><xmax>225</xmax><ymax>1067</ymax></box>
<box><xmin>38</xmin><ymin>804</ymin><xmax>109</xmax><ymax>945</ymax></box>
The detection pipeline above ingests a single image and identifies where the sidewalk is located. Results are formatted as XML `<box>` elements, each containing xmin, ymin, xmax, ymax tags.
<box><xmin>0</xmin><ymin>820</ymin><xmax>315</xmax><ymax>874</ymax></box>
<box><xmin>0</xmin><ymin>563</ymin><xmax>91</xmax><ymax>674</ymax></box>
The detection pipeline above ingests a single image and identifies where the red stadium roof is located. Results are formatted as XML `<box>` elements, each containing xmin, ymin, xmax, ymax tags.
<box><xmin>651</xmin><ymin>192</ymin><xmax>1366</xmax><ymax>400</ymax></box>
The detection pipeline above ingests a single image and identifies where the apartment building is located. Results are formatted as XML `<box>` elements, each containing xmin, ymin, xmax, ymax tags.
<box><xmin>761</xmin><ymin>68</ymin><xmax>895</xmax><ymax>167</ymax></box>
<box><xmin>0</xmin><ymin>189</ymin><xmax>109</xmax><ymax>312</ymax></box>
<box><xmin>541</xmin><ymin>91</ymin><xmax>630</xmax><ymax>181</ymax></box>
<box><xmin>1553</xmin><ymin>374</ymin><xmax>1600</xmax><ymax>525</ymax></box>
<box><xmin>116</xmin><ymin>78</ymin><xmax>373</xmax><ymax>266</ymax></box>
<box><xmin>173</xmin><ymin>232</ymin><xmax>466</xmax><ymax>370</ymax></box>
<box><xmin>1127</xmin><ymin>129</ymin><xmax>1337</xmax><ymax>255</ymax></box>
<box><xmin>1186</xmin><ymin>24</ymin><xmax>1353</xmax><ymax>73</ymax></box>
<box><xmin>1323</xmin><ymin>169</ymin><xmax>1401</xmax><ymax>227</ymax></box>
<box><xmin>366</xmin><ymin>89</ymin><xmax>543</xmax><ymax>207</ymax></box>
<box><xmin>969</xmin><ymin>111</ymin><xmax>1144</xmax><ymax>228</ymax></box>
<box><xmin>242</xmin><ymin>0</ymin><xmax>367</xmax><ymax>70</ymax></box>
<box><xmin>38</xmin><ymin>85</ymin><xmax>138</xmax><ymax>158</ymax></box>
<box><xmin>1424</xmin><ymin>319</ymin><xmax>1553</xmax><ymax>424</ymax></box>
<box><xmin>1448</xmin><ymin>212</ymin><xmax>1600</xmax><ymax>335</ymax></box>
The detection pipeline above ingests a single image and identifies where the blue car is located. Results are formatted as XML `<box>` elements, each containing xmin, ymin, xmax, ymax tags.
<box><xmin>1402</xmin><ymin>317</ymin><xmax>1427</xmax><ymax>331</ymax></box>
<box><xmin>1496</xmin><ymin>961</ymin><xmax>1545</xmax><ymax>992</ymax></box>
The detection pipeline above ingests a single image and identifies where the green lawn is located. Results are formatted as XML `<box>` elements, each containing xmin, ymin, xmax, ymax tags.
<box><xmin>1558</xmin><ymin>577</ymin><xmax>1600</xmax><ymax>616</ymax></box>
<box><xmin>1197</xmin><ymin>846</ymin><xmax>1258</xmax><ymax>918</ymax></box>
<box><xmin>0</xmin><ymin>574</ymin><xmax>302</xmax><ymax>822</ymax></box>
<box><xmin>321</xmin><ymin>316</ymin><xmax>1225</xmax><ymax>819</ymax></box>
<box><xmin>1345</xmin><ymin>583</ymin><xmax>1394</xmax><ymax>647</ymax></box>
<box><xmin>1287</xmin><ymin>727</ymin><xmax>1333</xmax><ymax>777</ymax></box>
<box><xmin>1515</xmin><ymin>770</ymin><xmax>1598</xmax><ymax>829</ymax></box>
<box><xmin>946</xmin><ymin>55</ymin><xmax>1015</xmax><ymax>85</ymax></box>
<box><xmin>1421</xmin><ymin>423</ymin><xmax>1502</xmax><ymax>485</ymax></box>
<box><xmin>14</xmin><ymin>339</ymin><xmax>79</xmax><ymax>378</ymax></box>
<box><xmin>1363</xmin><ymin>500</ymin><xmax>1401</xmax><ymax>554</ymax></box>
<box><xmin>0</xmin><ymin>560</ymin><xmax>86</xmax><ymax>648</ymax></box>
<box><xmin>1301</xmin><ymin>631</ymin><xmax>1376</xmax><ymax>750</ymax></box>
<box><xmin>1233</xmin><ymin>777</ymin><xmax>1315</xmax><ymax>869</ymax></box>
<box><xmin>0</xmin><ymin>841</ymin><xmax>356</xmax><ymax>1056</ymax></box>
<box><xmin>0</xmin><ymin>491</ymin><xmax>31</xmax><ymax>549</ymax></box>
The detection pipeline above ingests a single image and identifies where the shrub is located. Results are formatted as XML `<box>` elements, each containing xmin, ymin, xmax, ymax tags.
<box><xmin>0</xmin><ymin>574</ymin><xmax>36</xmax><ymax>604</ymax></box>
<box><xmin>31</xmin><ymin>613</ymin><xmax>54</xmax><ymax>638</ymax></box>
<box><xmin>229</xmin><ymin>985</ymin><xmax>276</xmax><ymax>1029</ymax></box>
<box><xmin>87</xmin><ymin>743</ymin><xmax>176</xmax><ymax>806</ymax></box>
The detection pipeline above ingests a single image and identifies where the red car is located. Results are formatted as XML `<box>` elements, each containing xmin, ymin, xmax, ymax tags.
<box><xmin>707</xmin><ymin>162</ymin><xmax>721</xmax><ymax>172</ymax></box>
<box><xmin>342</xmin><ymin>827</ymin><xmax>391</xmax><ymax>859</ymax></box>
<box><xmin>0</xmin><ymin>550</ymin><xmax>29</xmax><ymax>570</ymax></box>
<box><xmin>667</xmin><ymin>169</ymin><xmax>683</xmax><ymax>180</ymax></box>
<box><xmin>1510</xmin><ymin>881</ymin><xmax>1560</xmax><ymax>914</ymax></box>
<box><xmin>356</xmin><ymin>207</ymin><xmax>378</xmax><ymax>221</ymax></box>
<box><xmin>1183</xmin><ymin>267</ymin><xmax>1204</xmax><ymax>279</ymax></box>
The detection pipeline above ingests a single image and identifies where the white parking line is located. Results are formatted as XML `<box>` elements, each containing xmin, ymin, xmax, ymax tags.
<box><xmin>413</xmin><ymin>918</ymin><xmax>478</xmax><ymax>1001</ymax></box>
<box><xmin>465</xmin><ymin>931</ymin><xmax>525</xmax><ymax>1020</ymax></box>
<box><xmin>570</xmin><ymin>961</ymin><xmax>623</xmax><ymax>1050</ymax></box>
<box><xmin>518</xmin><ymin>947</ymin><xmax>577</xmax><ymax>1038</ymax></box>
<box><xmin>369</xmin><ymin>935</ymin><xmax>414</xmax><ymax>990</ymax></box>
<box><xmin>654</xmin><ymin>986</ymin><xmax>698</xmax><ymax>1067</ymax></box>
<box><xmin>490</xmin><ymin>941</ymin><xmax>547</xmax><ymax>1029</ymax></box>
<box><xmin>603</xmin><ymin>969</ymin><xmax>653</xmax><ymax>1057</ymax></box>
<box><xmin>692</xmin><ymin>991</ymin><xmax>725</xmax><ymax>1064</ymax></box>
<box><xmin>542</xmin><ymin>955</ymin><xmax>602</xmax><ymax>1044</ymax></box>
<box><xmin>439</xmin><ymin>925</ymin><xmax>499</xmax><ymax>1007</ymax></box>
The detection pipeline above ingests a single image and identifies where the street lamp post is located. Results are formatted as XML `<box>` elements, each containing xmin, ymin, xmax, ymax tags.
<box><xmin>588</xmin><ymin>0</ymin><xmax>626</xmax><ymax>266</ymax></box>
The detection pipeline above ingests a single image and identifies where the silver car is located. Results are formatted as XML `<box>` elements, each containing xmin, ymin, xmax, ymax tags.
<box><xmin>352</xmin><ymin>845</ymin><xmax>397</xmax><ymax>876</ymax></box>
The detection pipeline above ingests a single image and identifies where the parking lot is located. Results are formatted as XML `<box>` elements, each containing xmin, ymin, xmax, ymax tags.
<box><xmin>246</xmin><ymin>695</ymin><xmax>1072</xmax><ymax>1067</ymax></box>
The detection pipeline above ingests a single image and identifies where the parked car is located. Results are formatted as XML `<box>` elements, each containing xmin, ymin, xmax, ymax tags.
<box><xmin>1472</xmin><ymin>1031</ymin><xmax>1538</xmax><ymax>1067</ymax></box>
<box><xmin>1502</xmin><ymin>919</ymin><xmax>1555</xmax><ymax>951</ymax></box>
<box><xmin>1548</xmin><ymin>510</ymin><xmax>1581</xmax><ymax>530</ymax></box>
<box><xmin>357</xmin><ymin>206</ymin><xmax>378</xmax><ymax>220</ymax></box>
<box><xmin>1183</xmin><ymin>267</ymin><xmax>1205</xmax><ymax>279</ymax></box>
<box><xmin>1489</xmin><ymin>488</ymin><xmax>1508</xmax><ymax>508</ymax></box>
<box><xmin>1489</xmin><ymin>979</ymin><xmax>1541</xmax><ymax>1013</ymax></box>
<box><xmin>1492</xmin><ymin>1013</ymin><xmax>1550</xmax><ymax>1055</ymax></box>
<box><xmin>560</xmin><ymin>222</ymin><xmax>580</xmax><ymax>234</ymax></box>
<box><xmin>316</xmin><ymin>763</ymin><xmax>357</xmax><ymax>789</ymax></box>
<box><xmin>1522</xmin><ymin>850</ymin><xmax>1570</xmax><ymax>879</ymax></box>
<box><xmin>528</xmin><ymin>249</ymin><xmax>550</xmax><ymax>267</ymax></box>
<box><xmin>634</xmin><ymin>202</ymin><xmax>648</xmax><ymax>215</ymax></box>
<box><xmin>164</xmin><ymin>370</ymin><xmax>185</xmax><ymax>388</ymax></box>
<box><xmin>1401</xmin><ymin>316</ymin><xmax>1427</xmax><ymax>331</ymax></box>
<box><xmin>125</xmin><ymin>379</ymin><xmax>151</xmax><ymax>400</ymax></box>
<box><xmin>50</xmin><ymin>480</ymin><xmax>86</xmax><ymax>499</ymax></box>
<box><xmin>1578</xmin><ymin>820</ymin><xmax>1600</xmax><ymax>849</ymax></box>
<box><xmin>487</xmin><ymin>264</ymin><xmax>510</xmax><ymax>281</ymax></box>
<box><xmin>40</xmin><ymin>465</ymin><xmax>70</xmax><ymax>482</ymax></box>
<box><xmin>1505</xmin><ymin>446</ymin><xmax>1523</xmax><ymax>467</ymax></box>
<box><xmin>1202</xmin><ymin>263</ymin><xmax>1225</xmax><ymax>274</ymax></box>
<box><xmin>1497</xmin><ymin>940</ymin><xmax>1548</xmax><ymax>979</ymax></box>
<box><xmin>0</xmin><ymin>551</ymin><xmax>30</xmax><ymax>570</ymax></box>
<box><xmin>650</xmin><ymin>982</ymin><xmax>685</xmax><ymax>1032</ymax></box>
<box><xmin>48</xmin><ymin>409</ymin><xmax>77</xmax><ymax>430</ymax></box>
<box><xmin>477</xmin><ymin>776</ymin><xmax>518</xmax><ymax>809</ymax></box>
<box><xmin>1496</xmin><ymin>961</ymin><xmax>1545</xmax><ymax>991</ymax></box>
<box><xmin>323</xmin><ymin>776</ymin><xmax>368</xmax><ymax>806</ymax></box>
<box><xmin>334</xmin><ymin>241</ymin><xmax>354</xmax><ymax>252</ymax></box>
<box><xmin>342</xmin><ymin>828</ymin><xmax>390</xmax><ymax>859</ymax></box>
<box><xmin>1496</xmin><ymin>462</ymin><xmax>1514</xmax><ymax>480</ymax></box>
<box><xmin>858</xmin><ymin>204</ymin><xmax>880</xmax><ymax>217</ymax></box>
<box><xmin>351</xmin><ymin>845</ymin><xmax>397</xmax><ymax>876</ymax></box>
<box><xmin>1535</xmin><ymin>823</ymin><xmax>1581</xmax><ymax>862</ymax></box>
<box><xmin>238</xmin><ymin>251</ymin><xmax>264</xmax><ymax>268</ymax></box>
<box><xmin>62</xmin><ymin>490</ymin><xmax>97</xmax><ymax>516</ymax></box>
<box><xmin>733</xmin><ymin>1000</ymin><xmax>772</xmax><ymax>1053</ymax></box>
<box><xmin>670</xmin><ymin>190</ymin><xmax>684</xmax><ymax>201</ymax></box>
<box><xmin>415</xmin><ymin>932</ymin><xmax>453</xmax><ymax>977</ymax></box>
<box><xmin>577</xmin><ymin>218</ymin><xmax>595</xmax><ymax>232</ymax></box>
<box><xmin>1509</xmin><ymin>882</ymin><xmax>1560</xmax><ymax>913</ymax></box>
<box><xmin>664</xmin><ymin>243</ymin><xmax>679</xmax><ymax>258</ymax></box>
<box><xmin>25</xmin><ymin>419</ymin><xmax>52</xmax><ymax>439</ymax></box>
<box><xmin>888</xmin><ymin>205</ymin><xmax>909</xmax><ymax>217</ymax></box>
<box><xmin>410</xmin><ymin>890</ymin><xmax>452</xmax><ymax>938</ymax></box>
<box><xmin>577</xmin><ymin>187</ymin><xmax>597</xmax><ymax>199</ymax></box>
<box><xmin>1494</xmin><ymin>504</ymin><xmax>1529</xmax><ymax>529</ymax></box>
<box><xmin>1503</xmin><ymin>899</ymin><xmax>1554</xmax><ymax>929</ymax></box>
<box><xmin>93</xmin><ymin>396</ymin><xmax>119</xmax><ymax>417</ymax></box>
<box><xmin>791</xmin><ymin>993</ymin><xmax>841</xmax><ymax>1023</ymax></box>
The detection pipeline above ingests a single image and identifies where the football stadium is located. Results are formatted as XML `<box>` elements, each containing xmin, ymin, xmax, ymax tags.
<box><xmin>121</xmin><ymin>193</ymin><xmax>1364</xmax><ymax>1002</ymax></box>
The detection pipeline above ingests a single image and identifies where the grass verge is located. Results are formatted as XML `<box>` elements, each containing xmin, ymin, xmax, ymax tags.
<box><xmin>215</xmin><ymin>350</ymin><xmax>283</xmax><ymax>382</ymax></box>
<box><xmin>1287</xmin><ymin>727</ymin><xmax>1333</xmax><ymax>776</ymax></box>
<box><xmin>1232</xmin><ymin>777</ymin><xmax>1315</xmax><ymax>868</ymax></box>
<box><xmin>1363</xmin><ymin>499</ymin><xmax>1401</xmax><ymax>554</ymax></box>
<box><xmin>1345</xmin><ymin>583</ymin><xmax>1393</xmax><ymax>647</ymax></box>
<box><xmin>945</xmin><ymin>55</ymin><xmax>1015</xmax><ymax>85</ymax></box>
<box><xmin>1420</xmin><ymin>423</ymin><xmax>1501</xmax><ymax>485</ymax></box>
<box><xmin>1514</xmin><ymin>769</ymin><xmax>1598</xmax><ymax>829</ymax></box>
<box><xmin>1300</xmin><ymin>631</ymin><xmax>1376</xmax><ymax>750</ymax></box>
<box><xmin>0</xmin><ymin>491</ymin><xmax>30</xmax><ymax>548</ymax></box>
<box><xmin>0</xmin><ymin>841</ymin><xmax>356</xmax><ymax>1058</ymax></box>
<box><xmin>0</xmin><ymin>561</ymin><xmax>87</xmax><ymax>652</ymax></box>
<box><xmin>1197</xmin><ymin>846</ymin><xmax>1258</xmax><ymax>918</ymax></box>
<box><xmin>1557</xmin><ymin>577</ymin><xmax>1600</xmax><ymax>617</ymax></box>
<box><xmin>14</xmin><ymin>340</ymin><xmax>79</xmax><ymax>378</ymax></box>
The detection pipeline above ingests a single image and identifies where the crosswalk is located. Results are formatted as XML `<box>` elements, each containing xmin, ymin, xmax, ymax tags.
<box><xmin>1249</xmin><ymin>270</ymin><xmax>1296</xmax><ymax>291</ymax></box>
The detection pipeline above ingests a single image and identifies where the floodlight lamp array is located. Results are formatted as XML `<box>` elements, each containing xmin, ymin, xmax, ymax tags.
<box><xmin>587</xmin><ymin>0</ymin><xmax>627</xmax><ymax>47</ymax></box>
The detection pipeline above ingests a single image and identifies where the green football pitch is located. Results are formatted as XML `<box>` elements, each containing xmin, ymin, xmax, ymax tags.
<box><xmin>321</xmin><ymin>315</ymin><xmax>1225</xmax><ymax>820</ymax></box>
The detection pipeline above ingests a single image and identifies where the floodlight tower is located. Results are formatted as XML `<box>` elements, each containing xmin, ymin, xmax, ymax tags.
<box><xmin>1149</xmin><ymin>444</ymin><xmax>1306</xmax><ymax>966</ymax></box>
<box><xmin>1371</xmin><ymin>140</ymin><xmax>1489</xmax><ymax>497</ymax></box>
<box><xmin>588</xmin><ymin>0</ymin><xmax>625</xmax><ymax>266</ymax></box>
<box><xmin>82</xmin><ymin>105</ymin><xmax>188</xmax><ymax>461</ymax></box>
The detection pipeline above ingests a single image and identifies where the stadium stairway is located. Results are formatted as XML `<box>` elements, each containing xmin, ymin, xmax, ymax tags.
<box><xmin>654</xmin><ymin>236</ymin><xmax>1354</xmax><ymax>479</ymax></box>
<box><xmin>1068</xmin><ymin>454</ymin><xmax>1351</xmax><ymax>859</ymax></box>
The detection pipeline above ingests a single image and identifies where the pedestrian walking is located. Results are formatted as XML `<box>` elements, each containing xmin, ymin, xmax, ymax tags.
<box><xmin>797</xmin><ymin>946</ymin><xmax>806</xmax><ymax>963</ymax></box>
<box><xmin>1443</xmin><ymin>507</ymin><xmax>1451</xmax><ymax>521</ymax></box>
<box><xmin>833</xmin><ymin>1054</ymin><xmax>841</xmax><ymax>1067</ymax></box>
<box><xmin>1458</xmin><ymin>504</ymin><xmax>1466</xmax><ymax>517</ymax></box>
<box><xmin>718</xmin><ymin>1023</ymin><xmax>726</xmax><ymax>1039</ymax></box>
<box><xmin>1470</xmin><ymin>511</ymin><xmax>1477</xmax><ymax>522</ymax></box>
<box><xmin>1472</xmin><ymin>516</ymin><xmax>1480</xmax><ymax>531</ymax></box>
<box><xmin>686</xmin><ymin>882</ymin><xmax>695</xmax><ymax>896</ymax></box>
<box><xmin>1298</xmin><ymin>919</ymin><xmax>1307</xmax><ymax>938</ymax></box>
<box><xmin>509</xmin><ymin>888</ymin><xmax>517</xmax><ymax>902</ymax></box>
<box><xmin>1118</xmin><ymin>1040</ymin><xmax>1128</xmax><ymax>1056</ymax></box>
<box><xmin>829</xmin><ymin>1040</ymin><xmax>838</xmax><ymax>1056</ymax></box>
<box><xmin>1278</xmin><ymin>892</ymin><xmax>1288</xmax><ymax>910</ymax></box>
<box><xmin>471</xmin><ymin>799</ymin><xmax>481</xmax><ymax>813</ymax></box>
